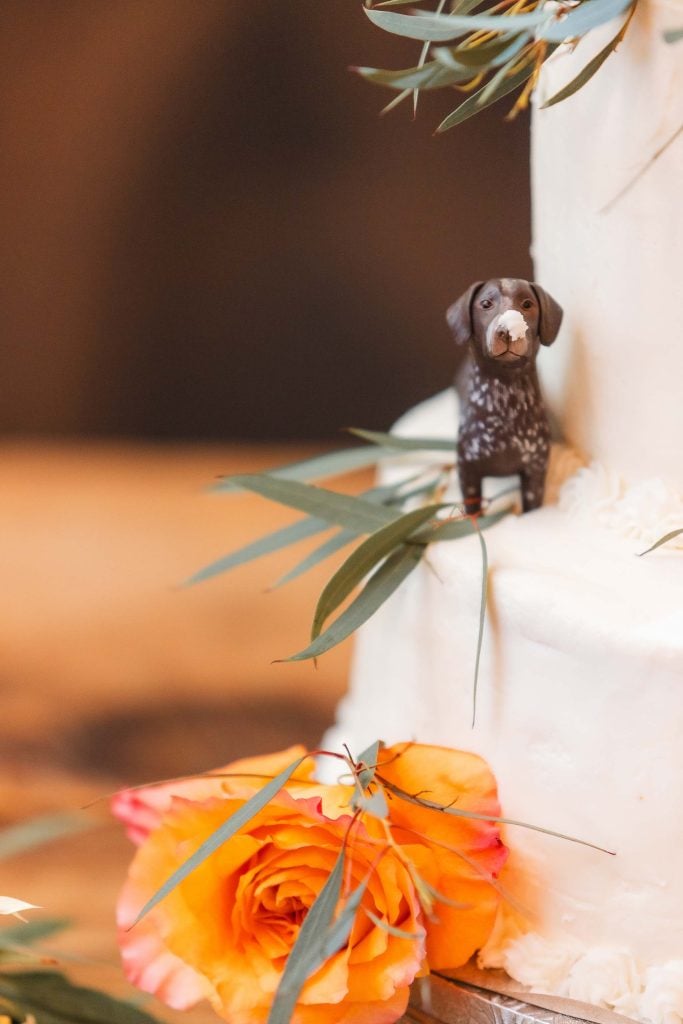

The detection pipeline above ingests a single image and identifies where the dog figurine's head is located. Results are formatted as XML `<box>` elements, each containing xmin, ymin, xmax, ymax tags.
<box><xmin>447</xmin><ymin>278</ymin><xmax>563</xmax><ymax>374</ymax></box>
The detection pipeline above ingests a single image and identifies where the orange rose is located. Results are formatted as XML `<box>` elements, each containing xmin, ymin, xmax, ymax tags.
<box><xmin>113</xmin><ymin>743</ymin><xmax>507</xmax><ymax>1023</ymax></box>
<box><xmin>375</xmin><ymin>742</ymin><xmax>508</xmax><ymax>969</ymax></box>
<box><xmin>115</xmin><ymin>747</ymin><xmax>425</xmax><ymax>1023</ymax></box>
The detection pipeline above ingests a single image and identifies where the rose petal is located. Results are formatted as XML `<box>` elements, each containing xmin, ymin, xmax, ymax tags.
<box><xmin>113</xmin><ymin>745</ymin><xmax>313</xmax><ymax>844</ymax></box>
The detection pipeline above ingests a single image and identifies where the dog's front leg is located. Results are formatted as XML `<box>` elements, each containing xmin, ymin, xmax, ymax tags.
<box><xmin>458</xmin><ymin>462</ymin><xmax>483</xmax><ymax>515</ymax></box>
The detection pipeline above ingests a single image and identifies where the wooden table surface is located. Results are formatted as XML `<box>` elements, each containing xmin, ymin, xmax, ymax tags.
<box><xmin>0</xmin><ymin>441</ymin><xmax>359</xmax><ymax>1020</ymax></box>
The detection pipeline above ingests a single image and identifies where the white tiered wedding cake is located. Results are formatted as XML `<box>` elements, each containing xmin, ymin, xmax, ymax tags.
<box><xmin>327</xmin><ymin>3</ymin><xmax>683</xmax><ymax>1020</ymax></box>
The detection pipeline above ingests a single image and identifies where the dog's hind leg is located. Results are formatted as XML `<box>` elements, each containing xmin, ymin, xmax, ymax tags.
<box><xmin>520</xmin><ymin>468</ymin><xmax>546</xmax><ymax>513</ymax></box>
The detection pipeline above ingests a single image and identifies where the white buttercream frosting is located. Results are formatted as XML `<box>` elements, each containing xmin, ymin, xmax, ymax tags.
<box><xmin>326</xmin><ymin>390</ymin><xmax>683</xmax><ymax>1024</ymax></box>
<box><xmin>638</xmin><ymin>962</ymin><xmax>683</xmax><ymax>1024</ymax></box>
<box><xmin>563</xmin><ymin>948</ymin><xmax>642</xmax><ymax>1009</ymax></box>
<box><xmin>330</xmin><ymin>9</ymin><xmax>683</xmax><ymax>1019</ymax></box>
<box><xmin>503</xmin><ymin>933</ymin><xmax>583</xmax><ymax>993</ymax></box>
<box><xmin>559</xmin><ymin>465</ymin><xmax>683</xmax><ymax>550</ymax></box>
<box><xmin>533</xmin><ymin>0</ymin><xmax>683</xmax><ymax>492</ymax></box>
<box><xmin>478</xmin><ymin>930</ymin><xmax>683</xmax><ymax>1024</ymax></box>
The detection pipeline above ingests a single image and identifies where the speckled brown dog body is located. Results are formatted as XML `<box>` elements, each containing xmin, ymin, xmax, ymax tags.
<box><xmin>447</xmin><ymin>278</ymin><xmax>563</xmax><ymax>514</ymax></box>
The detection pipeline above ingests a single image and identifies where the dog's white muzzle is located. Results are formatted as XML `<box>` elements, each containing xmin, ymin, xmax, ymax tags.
<box><xmin>486</xmin><ymin>309</ymin><xmax>529</xmax><ymax>359</ymax></box>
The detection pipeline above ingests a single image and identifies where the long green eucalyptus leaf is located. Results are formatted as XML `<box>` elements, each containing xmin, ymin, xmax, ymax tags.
<box><xmin>222</xmin><ymin>476</ymin><xmax>399</xmax><ymax>533</ymax></box>
<box><xmin>283</xmin><ymin>544</ymin><xmax>423</xmax><ymax>662</ymax></box>
<box><xmin>542</xmin><ymin>5</ymin><xmax>634</xmax><ymax>107</ymax></box>
<box><xmin>363</xmin><ymin>907</ymin><xmax>425</xmax><ymax>940</ymax></box>
<box><xmin>356</xmin><ymin>740</ymin><xmax>382</xmax><ymax>790</ymax></box>
<box><xmin>416</xmin><ymin>506</ymin><xmax>510</xmax><ymax>542</ymax></box>
<box><xmin>133</xmin><ymin>754</ymin><xmax>309</xmax><ymax>926</ymax></box>
<box><xmin>412</xmin><ymin>870</ymin><xmax>471</xmax><ymax>910</ymax></box>
<box><xmin>268</xmin><ymin>850</ymin><xmax>345</xmax><ymax>1024</ymax></box>
<box><xmin>414</xmin><ymin>0</ymin><xmax>448</xmax><ymax>115</ymax></box>
<box><xmin>391</xmin><ymin>473</ymin><xmax>448</xmax><ymax>505</ymax></box>
<box><xmin>0</xmin><ymin>971</ymin><xmax>161</xmax><ymax>1023</ymax></box>
<box><xmin>0</xmin><ymin>814</ymin><xmax>90</xmax><ymax>861</ymax></box>
<box><xmin>478</xmin><ymin>45</ymin><xmax>529</xmax><ymax>104</ymax></box>
<box><xmin>0</xmin><ymin>919</ymin><xmax>69</xmax><ymax>949</ymax></box>
<box><xmin>436</xmin><ymin>59</ymin><xmax>534</xmax><ymax>131</ymax></box>
<box><xmin>310</xmin><ymin>504</ymin><xmax>443</xmax><ymax>642</ymax></box>
<box><xmin>373</xmin><ymin>0</ymin><xmax>442</xmax><ymax>6</ymax></box>
<box><xmin>437</xmin><ymin>34</ymin><xmax>527</xmax><ymax>69</ymax></box>
<box><xmin>538</xmin><ymin>0</ymin><xmax>633</xmax><ymax>42</ymax></box>
<box><xmin>380</xmin><ymin>85</ymin><xmax>413</xmax><ymax>114</ymax></box>
<box><xmin>471</xmin><ymin>518</ymin><xmax>489</xmax><ymax>728</ymax></box>
<box><xmin>317</xmin><ymin>878</ymin><xmax>368</xmax><ymax>961</ymax></box>
<box><xmin>355</xmin><ymin>60</ymin><xmax>472</xmax><ymax>91</ymax></box>
<box><xmin>364</xmin><ymin>6</ymin><xmax>546</xmax><ymax>42</ymax></box>
<box><xmin>378</xmin><ymin>778</ymin><xmax>614</xmax><ymax>853</ymax></box>
<box><xmin>269</xmin><ymin>873</ymin><xmax>369</xmax><ymax>1024</ymax></box>
<box><xmin>638</xmin><ymin>528</ymin><xmax>683</xmax><ymax>556</ymax></box>
<box><xmin>270</xmin><ymin>476</ymin><xmax>442</xmax><ymax>589</ymax></box>
<box><xmin>273</xmin><ymin>529</ymin><xmax>357</xmax><ymax>588</ymax></box>
<box><xmin>371</xmin><ymin>0</ymin><xmax>482</xmax><ymax>8</ymax></box>
<box><xmin>355</xmin><ymin>788</ymin><xmax>390</xmax><ymax>819</ymax></box>
<box><xmin>269</xmin><ymin>480</ymin><xmax>409</xmax><ymax>589</ymax></box>
<box><xmin>348</xmin><ymin>427</ymin><xmax>454</xmax><ymax>452</ymax></box>
<box><xmin>186</xmin><ymin>515</ymin><xmax>331</xmax><ymax>587</ymax></box>
<box><xmin>258</xmin><ymin>501</ymin><xmax>506</xmax><ymax>601</ymax></box>
<box><xmin>212</xmin><ymin>445</ymin><xmax>395</xmax><ymax>493</ymax></box>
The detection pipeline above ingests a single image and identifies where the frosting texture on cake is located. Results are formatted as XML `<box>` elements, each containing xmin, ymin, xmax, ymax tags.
<box><xmin>327</xmin><ymin>3</ymin><xmax>683</xmax><ymax>1019</ymax></box>
<box><xmin>324</xmin><ymin>388</ymin><xmax>683</xmax><ymax>1023</ymax></box>
<box><xmin>533</xmin><ymin>0</ymin><xmax>683</xmax><ymax>491</ymax></box>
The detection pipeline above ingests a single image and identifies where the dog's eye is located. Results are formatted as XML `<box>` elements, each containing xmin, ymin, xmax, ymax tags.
<box><xmin>480</xmin><ymin>299</ymin><xmax>493</xmax><ymax>309</ymax></box>
<box><xmin>522</xmin><ymin>299</ymin><xmax>535</xmax><ymax>310</ymax></box>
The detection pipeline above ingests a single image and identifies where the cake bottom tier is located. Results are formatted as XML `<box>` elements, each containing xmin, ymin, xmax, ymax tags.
<box><xmin>324</xmin><ymin>394</ymin><xmax>683</xmax><ymax>1024</ymax></box>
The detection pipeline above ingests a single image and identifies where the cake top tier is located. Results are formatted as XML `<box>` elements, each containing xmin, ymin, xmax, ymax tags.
<box><xmin>532</xmin><ymin>1</ymin><xmax>683</xmax><ymax>490</ymax></box>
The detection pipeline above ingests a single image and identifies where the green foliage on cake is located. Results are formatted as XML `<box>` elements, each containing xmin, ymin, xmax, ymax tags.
<box><xmin>189</xmin><ymin>431</ymin><xmax>519</xmax><ymax>721</ymax></box>
<box><xmin>354</xmin><ymin>0</ymin><xmax>679</xmax><ymax>128</ymax></box>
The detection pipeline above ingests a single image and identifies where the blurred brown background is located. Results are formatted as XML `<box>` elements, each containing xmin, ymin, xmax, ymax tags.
<box><xmin>0</xmin><ymin>0</ymin><xmax>531</xmax><ymax>441</ymax></box>
<box><xmin>0</xmin><ymin>2</ymin><xmax>530</xmax><ymax>1015</ymax></box>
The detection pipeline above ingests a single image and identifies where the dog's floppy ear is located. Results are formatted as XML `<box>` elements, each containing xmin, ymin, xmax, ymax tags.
<box><xmin>531</xmin><ymin>283</ymin><xmax>563</xmax><ymax>346</ymax></box>
<box><xmin>446</xmin><ymin>281</ymin><xmax>483</xmax><ymax>347</ymax></box>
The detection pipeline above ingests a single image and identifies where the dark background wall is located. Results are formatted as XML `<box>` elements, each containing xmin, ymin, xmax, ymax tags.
<box><xmin>0</xmin><ymin>0</ymin><xmax>532</xmax><ymax>441</ymax></box>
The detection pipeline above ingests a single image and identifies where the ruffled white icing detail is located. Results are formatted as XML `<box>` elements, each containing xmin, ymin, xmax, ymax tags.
<box><xmin>480</xmin><ymin>929</ymin><xmax>683</xmax><ymax>1024</ymax></box>
<box><xmin>559</xmin><ymin>464</ymin><xmax>683</xmax><ymax>550</ymax></box>
<box><xmin>477</xmin><ymin>905</ymin><xmax>527</xmax><ymax>971</ymax></box>
<box><xmin>500</xmin><ymin>933</ymin><xmax>583</xmax><ymax>993</ymax></box>
<box><xmin>561</xmin><ymin>947</ymin><xmax>641</xmax><ymax>1010</ymax></box>
<box><xmin>638</xmin><ymin>962</ymin><xmax>683</xmax><ymax>1024</ymax></box>
<box><xmin>544</xmin><ymin>442</ymin><xmax>586</xmax><ymax>505</ymax></box>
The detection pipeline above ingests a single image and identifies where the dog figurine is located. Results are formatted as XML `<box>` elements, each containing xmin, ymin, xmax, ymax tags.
<box><xmin>447</xmin><ymin>278</ymin><xmax>563</xmax><ymax>514</ymax></box>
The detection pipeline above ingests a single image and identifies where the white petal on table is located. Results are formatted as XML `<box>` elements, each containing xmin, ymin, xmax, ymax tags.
<box><xmin>0</xmin><ymin>896</ymin><xmax>41</xmax><ymax>920</ymax></box>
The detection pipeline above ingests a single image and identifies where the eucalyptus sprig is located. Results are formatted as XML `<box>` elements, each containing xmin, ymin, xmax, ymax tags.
<box><xmin>356</xmin><ymin>0</ymin><xmax>642</xmax><ymax>128</ymax></box>
<box><xmin>191</xmin><ymin>430</ymin><xmax>514</xmax><ymax>700</ymax></box>
<box><xmin>0</xmin><ymin>817</ymin><xmax>162</xmax><ymax>1023</ymax></box>
<box><xmin>0</xmin><ymin>971</ymin><xmax>161</xmax><ymax>1024</ymax></box>
<box><xmin>638</xmin><ymin>528</ymin><xmax>683</xmax><ymax>557</ymax></box>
